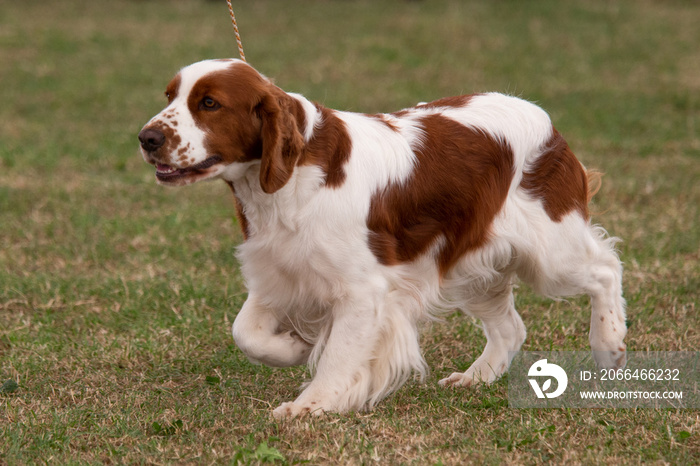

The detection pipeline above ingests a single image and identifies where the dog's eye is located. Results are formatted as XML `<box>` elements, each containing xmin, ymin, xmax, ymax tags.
<box><xmin>201</xmin><ymin>97</ymin><xmax>220</xmax><ymax>110</ymax></box>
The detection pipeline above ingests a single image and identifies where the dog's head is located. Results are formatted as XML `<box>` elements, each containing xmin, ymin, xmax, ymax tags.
<box><xmin>138</xmin><ymin>59</ymin><xmax>304</xmax><ymax>193</ymax></box>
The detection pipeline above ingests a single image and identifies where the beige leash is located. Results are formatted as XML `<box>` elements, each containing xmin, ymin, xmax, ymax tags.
<box><xmin>226</xmin><ymin>1</ymin><xmax>246</xmax><ymax>62</ymax></box>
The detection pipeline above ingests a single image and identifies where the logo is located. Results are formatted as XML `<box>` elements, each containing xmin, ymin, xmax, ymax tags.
<box><xmin>528</xmin><ymin>359</ymin><xmax>568</xmax><ymax>398</ymax></box>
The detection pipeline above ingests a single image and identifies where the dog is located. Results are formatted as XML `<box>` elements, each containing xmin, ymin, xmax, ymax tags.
<box><xmin>138</xmin><ymin>59</ymin><xmax>626</xmax><ymax>418</ymax></box>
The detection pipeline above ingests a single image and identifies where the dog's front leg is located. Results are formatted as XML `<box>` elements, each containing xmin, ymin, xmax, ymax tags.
<box><xmin>272</xmin><ymin>292</ymin><xmax>382</xmax><ymax>418</ymax></box>
<box><xmin>232</xmin><ymin>293</ymin><xmax>312</xmax><ymax>367</ymax></box>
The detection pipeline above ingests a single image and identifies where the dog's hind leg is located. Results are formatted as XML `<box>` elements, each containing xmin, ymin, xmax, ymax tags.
<box><xmin>574</xmin><ymin>226</ymin><xmax>628</xmax><ymax>369</ymax></box>
<box><xmin>517</xmin><ymin>216</ymin><xmax>627</xmax><ymax>369</ymax></box>
<box><xmin>439</xmin><ymin>274</ymin><xmax>526</xmax><ymax>387</ymax></box>
<box><xmin>586</xmin><ymin>251</ymin><xmax>628</xmax><ymax>369</ymax></box>
<box><xmin>232</xmin><ymin>293</ymin><xmax>313</xmax><ymax>367</ymax></box>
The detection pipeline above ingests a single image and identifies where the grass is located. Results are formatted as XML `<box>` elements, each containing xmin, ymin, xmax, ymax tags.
<box><xmin>1</xmin><ymin>0</ymin><xmax>698</xmax><ymax>463</ymax></box>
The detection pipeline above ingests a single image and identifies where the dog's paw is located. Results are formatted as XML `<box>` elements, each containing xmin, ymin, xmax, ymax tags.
<box><xmin>592</xmin><ymin>345</ymin><xmax>627</xmax><ymax>370</ymax></box>
<box><xmin>439</xmin><ymin>360</ymin><xmax>505</xmax><ymax>387</ymax></box>
<box><xmin>272</xmin><ymin>401</ymin><xmax>326</xmax><ymax>420</ymax></box>
<box><xmin>439</xmin><ymin>371</ymin><xmax>489</xmax><ymax>387</ymax></box>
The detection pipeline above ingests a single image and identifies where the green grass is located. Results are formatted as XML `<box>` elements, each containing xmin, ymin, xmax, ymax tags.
<box><xmin>1</xmin><ymin>0</ymin><xmax>698</xmax><ymax>463</ymax></box>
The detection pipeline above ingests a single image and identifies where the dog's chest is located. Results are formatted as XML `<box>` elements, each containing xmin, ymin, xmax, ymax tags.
<box><xmin>230</xmin><ymin>165</ymin><xmax>376</xmax><ymax>310</ymax></box>
<box><xmin>237</xmin><ymin>224</ymin><xmax>357</xmax><ymax>310</ymax></box>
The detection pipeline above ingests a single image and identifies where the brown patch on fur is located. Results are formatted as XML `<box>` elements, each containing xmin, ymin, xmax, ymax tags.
<box><xmin>155</xmin><ymin>124</ymin><xmax>181</xmax><ymax>163</ymax></box>
<box><xmin>520</xmin><ymin>128</ymin><xmax>589</xmax><ymax>222</ymax></box>
<box><xmin>299</xmin><ymin>106</ymin><xmax>352</xmax><ymax>188</ymax></box>
<box><xmin>365</xmin><ymin>113</ymin><xmax>399</xmax><ymax>132</ymax></box>
<box><xmin>226</xmin><ymin>181</ymin><xmax>250</xmax><ymax>239</ymax></box>
<box><xmin>416</xmin><ymin>95</ymin><xmax>475</xmax><ymax>110</ymax></box>
<box><xmin>367</xmin><ymin>114</ymin><xmax>514</xmax><ymax>275</ymax></box>
<box><xmin>165</xmin><ymin>74</ymin><xmax>181</xmax><ymax>103</ymax></box>
<box><xmin>390</xmin><ymin>95</ymin><xmax>475</xmax><ymax>118</ymax></box>
<box><xmin>187</xmin><ymin>63</ymin><xmax>306</xmax><ymax>193</ymax></box>
<box><xmin>186</xmin><ymin>64</ymin><xmax>268</xmax><ymax>165</ymax></box>
<box><xmin>391</xmin><ymin>109</ymin><xmax>411</xmax><ymax>118</ymax></box>
<box><xmin>177</xmin><ymin>143</ymin><xmax>191</xmax><ymax>158</ymax></box>
<box><xmin>186</xmin><ymin>63</ymin><xmax>351</xmax><ymax>192</ymax></box>
<box><xmin>287</xmin><ymin>97</ymin><xmax>307</xmax><ymax>137</ymax></box>
<box><xmin>256</xmin><ymin>89</ymin><xmax>306</xmax><ymax>193</ymax></box>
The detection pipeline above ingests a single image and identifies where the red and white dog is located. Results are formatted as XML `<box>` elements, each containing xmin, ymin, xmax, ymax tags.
<box><xmin>139</xmin><ymin>59</ymin><xmax>626</xmax><ymax>418</ymax></box>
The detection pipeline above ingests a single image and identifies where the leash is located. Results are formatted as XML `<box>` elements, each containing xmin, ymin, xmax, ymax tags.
<box><xmin>226</xmin><ymin>1</ymin><xmax>246</xmax><ymax>62</ymax></box>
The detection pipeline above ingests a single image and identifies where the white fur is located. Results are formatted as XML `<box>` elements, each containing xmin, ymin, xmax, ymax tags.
<box><xmin>144</xmin><ymin>60</ymin><xmax>627</xmax><ymax>418</ymax></box>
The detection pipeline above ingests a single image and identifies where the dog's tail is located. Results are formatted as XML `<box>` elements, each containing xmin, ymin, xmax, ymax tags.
<box><xmin>586</xmin><ymin>169</ymin><xmax>603</xmax><ymax>204</ymax></box>
<box><xmin>585</xmin><ymin>168</ymin><xmax>606</xmax><ymax>219</ymax></box>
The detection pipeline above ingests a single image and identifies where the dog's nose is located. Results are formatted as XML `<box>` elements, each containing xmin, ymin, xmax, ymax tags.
<box><xmin>138</xmin><ymin>128</ymin><xmax>166</xmax><ymax>152</ymax></box>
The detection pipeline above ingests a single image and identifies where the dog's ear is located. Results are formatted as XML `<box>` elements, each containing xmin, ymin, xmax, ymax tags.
<box><xmin>257</xmin><ymin>89</ymin><xmax>305</xmax><ymax>194</ymax></box>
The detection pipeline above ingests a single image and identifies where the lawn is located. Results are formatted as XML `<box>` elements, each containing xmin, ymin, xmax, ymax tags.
<box><xmin>1</xmin><ymin>0</ymin><xmax>698</xmax><ymax>464</ymax></box>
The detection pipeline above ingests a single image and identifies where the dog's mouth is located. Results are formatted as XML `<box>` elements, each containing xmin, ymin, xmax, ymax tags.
<box><xmin>154</xmin><ymin>156</ymin><xmax>223</xmax><ymax>183</ymax></box>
